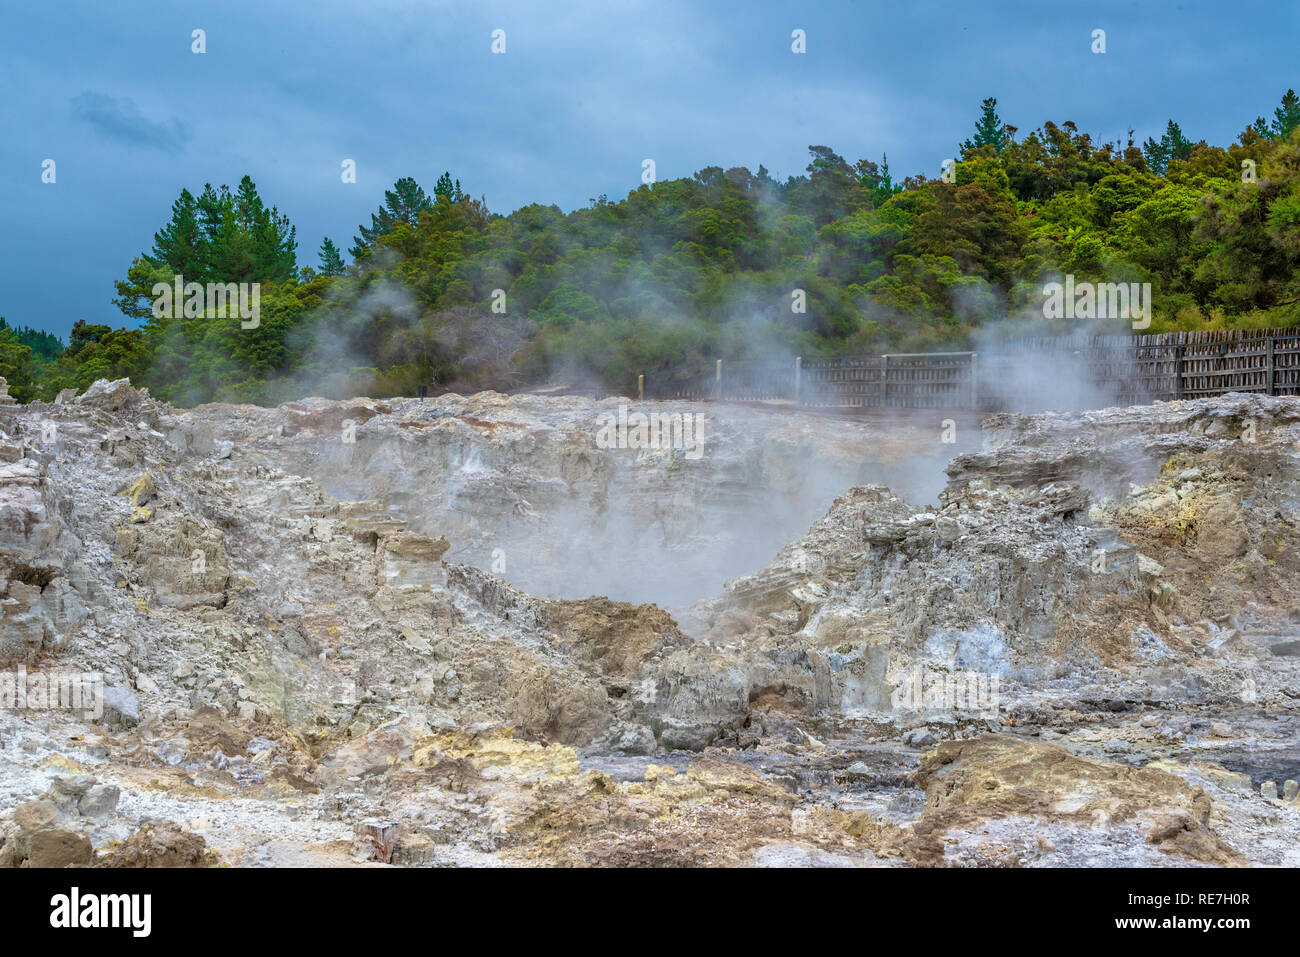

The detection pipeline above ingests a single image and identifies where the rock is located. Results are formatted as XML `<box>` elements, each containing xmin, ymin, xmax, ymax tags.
<box><xmin>1137</xmin><ymin>554</ymin><xmax>1165</xmax><ymax>577</ymax></box>
<box><xmin>909</xmin><ymin>735</ymin><xmax>1243</xmax><ymax>866</ymax></box>
<box><xmin>1209</xmin><ymin>721</ymin><xmax>1232</xmax><ymax>738</ymax></box>
<box><xmin>506</xmin><ymin>663</ymin><xmax>611</xmax><ymax>747</ymax></box>
<box><xmin>155</xmin><ymin>737</ymin><xmax>189</xmax><ymax>766</ymax></box>
<box><xmin>115</xmin><ymin>511</ymin><xmax>231</xmax><ymax>610</ymax></box>
<box><xmin>80</xmin><ymin>785</ymin><xmax>120</xmax><ymax>818</ymax></box>
<box><xmin>1202</xmin><ymin>767</ymin><xmax>1253</xmax><ymax>793</ymax></box>
<box><xmin>13</xmin><ymin>799</ymin><xmax>58</xmax><ymax>833</ymax></box>
<box><xmin>1285</xmin><ymin>780</ymin><xmax>1299</xmax><ymax>802</ymax></box>
<box><xmin>379</xmin><ymin>532</ymin><xmax>450</xmax><ymax>587</ymax></box>
<box><xmin>1150</xmin><ymin>582</ymin><xmax>1177</xmax><ymax>610</ymax></box>
<box><xmin>117</xmin><ymin>472</ymin><xmax>157</xmax><ymax>507</ymax></box>
<box><xmin>97</xmin><ymin>819</ymin><xmax>219</xmax><ymax>867</ymax></box>
<box><xmin>26</xmin><ymin>828</ymin><xmax>93</xmax><ymax>867</ymax></box>
<box><xmin>0</xmin><ymin>383</ymin><xmax>1298</xmax><ymax>866</ymax></box>
<box><xmin>319</xmin><ymin>717</ymin><xmax>428</xmax><ymax>785</ymax></box>
<box><xmin>99</xmin><ymin>684</ymin><xmax>141</xmax><ymax>729</ymax></box>
<box><xmin>655</xmin><ymin>647</ymin><xmax>750</xmax><ymax>751</ymax></box>
<box><xmin>0</xmin><ymin>583</ymin><xmax>52</xmax><ymax>667</ymax></box>
<box><xmin>903</xmin><ymin>727</ymin><xmax>937</xmax><ymax>748</ymax></box>
<box><xmin>606</xmin><ymin>722</ymin><xmax>657</xmax><ymax>755</ymax></box>
<box><xmin>46</xmin><ymin>775</ymin><xmax>95</xmax><ymax>812</ymax></box>
<box><xmin>843</xmin><ymin>761</ymin><xmax>875</xmax><ymax>781</ymax></box>
<box><xmin>1262</xmin><ymin>781</ymin><xmax>1278</xmax><ymax>800</ymax></box>
<box><xmin>76</xmin><ymin>378</ymin><xmax>141</xmax><ymax>412</ymax></box>
<box><xmin>354</xmin><ymin>819</ymin><xmax>400</xmax><ymax>863</ymax></box>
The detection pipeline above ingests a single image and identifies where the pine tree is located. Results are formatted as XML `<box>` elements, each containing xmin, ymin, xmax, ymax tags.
<box><xmin>1142</xmin><ymin>120</ymin><xmax>1193</xmax><ymax>175</ymax></box>
<box><xmin>318</xmin><ymin>237</ymin><xmax>346</xmax><ymax>276</ymax></box>
<box><xmin>1264</xmin><ymin>89</ymin><xmax>1300</xmax><ymax>139</ymax></box>
<box><xmin>350</xmin><ymin>176</ymin><xmax>436</xmax><ymax>257</ymax></box>
<box><xmin>150</xmin><ymin>189</ymin><xmax>204</xmax><ymax>277</ymax></box>
<box><xmin>873</xmin><ymin>153</ymin><xmax>900</xmax><ymax>205</ymax></box>
<box><xmin>960</xmin><ymin>98</ymin><xmax>1010</xmax><ymax>155</ymax></box>
<box><xmin>234</xmin><ymin>175</ymin><xmax>266</xmax><ymax>229</ymax></box>
<box><xmin>1252</xmin><ymin>89</ymin><xmax>1300</xmax><ymax>139</ymax></box>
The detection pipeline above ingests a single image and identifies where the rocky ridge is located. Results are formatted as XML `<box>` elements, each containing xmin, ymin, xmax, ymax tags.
<box><xmin>1</xmin><ymin>379</ymin><xmax>1298</xmax><ymax>866</ymax></box>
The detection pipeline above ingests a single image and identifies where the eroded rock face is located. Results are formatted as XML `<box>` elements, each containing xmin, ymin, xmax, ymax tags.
<box><xmin>690</xmin><ymin>394</ymin><xmax>1300</xmax><ymax>719</ymax></box>
<box><xmin>115</xmin><ymin>509</ymin><xmax>232</xmax><ymax>610</ymax></box>
<box><xmin>190</xmin><ymin>391</ymin><xmax>970</xmax><ymax>609</ymax></box>
<box><xmin>0</xmin><ymin>381</ymin><xmax>1298</xmax><ymax>868</ymax></box>
<box><xmin>0</xmin><ymin>456</ymin><xmax>88</xmax><ymax>666</ymax></box>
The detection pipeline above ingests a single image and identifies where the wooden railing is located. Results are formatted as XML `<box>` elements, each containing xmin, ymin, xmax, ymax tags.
<box><xmin>638</xmin><ymin>328</ymin><xmax>1300</xmax><ymax>411</ymax></box>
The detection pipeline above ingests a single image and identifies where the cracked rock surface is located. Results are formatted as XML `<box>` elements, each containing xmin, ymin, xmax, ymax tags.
<box><xmin>1</xmin><ymin>381</ymin><xmax>1298</xmax><ymax>867</ymax></box>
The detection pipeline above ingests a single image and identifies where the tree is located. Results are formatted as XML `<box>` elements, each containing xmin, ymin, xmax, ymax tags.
<box><xmin>51</xmin><ymin>95</ymin><xmax>1300</xmax><ymax>407</ymax></box>
<box><xmin>1143</xmin><ymin>120</ymin><xmax>1193</xmax><ymax>175</ymax></box>
<box><xmin>151</xmin><ymin>189</ymin><xmax>204</xmax><ymax>277</ymax></box>
<box><xmin>960</xmin><ymin>97</ymin><xmax>1011</xmax><ymax>156</ymax></box>
<box><xmin>0</xmin><ymin>318</ymin><xmax>63</xmax><ymax>361</ymax></box>
<box><xmin>434</xmin><ymin>172</ymin><xmax>462</xmax><ymax>201</ymax></box>
<box><xmin>855</xmin><ymin>154</ymin><xmax>903</xmax><ymax>207</ymax></box>
<box><xmin>350</xmin><ymin>176</ymin><xmax>437</xmax><ymax>257</ymax></box>
<box><xmin>318</xmin><ymin>237</ymin><xmax>346</xmax><ymax>276</ymax></box>
<box><xmin>0</xmin><ymin>325</ymin><xmax>36</xmax><ymax>401</ymax></box>
<box><xmin>1253</xmin><ymin>89</ymin><xmax>1300</xmax><ymax>140</ymax></box>
<box><xmin>114</xmin><ymin>177</ymin><xmax>298</xmax><ymax>322</ymax></box>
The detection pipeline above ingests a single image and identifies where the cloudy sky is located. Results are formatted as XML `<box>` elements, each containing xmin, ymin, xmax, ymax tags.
<box><xmin>2</xmin><ymin>0</ymin><xmax>1297</xmax><ymax>339</ymax></box>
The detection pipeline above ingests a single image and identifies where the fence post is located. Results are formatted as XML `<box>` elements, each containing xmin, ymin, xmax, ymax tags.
<box><xmin>1266</xmin><ymin>337</ymin><xmax>1276</xmax><ymax>396</ymax></box>
<box><xmin>881</xmin><ymin>354</ymin><xmax>889</xmax><ymax>407</ymax></box>
<box><xmin>637</xmin><ymin>374</ymin><xmax>644</xmax><ymax>401</ymax></box>
<box><xmin>714</xmin><ymin>359</ymin><xmax>722</xmax><ymax>400</ymax></box>
<box><xmin>969</xmin><ymin>352</ymin><xmax>978</xmax><ymax>411</ymax></box>
<box><xmin>794</xmin><ymin>356</ymin><xmax>802</xmax><ymax>405</ymax></box>
<box><xmin>1174</xmin><ymin>344</ymin><xmax>1184</xmax><ymax>400</ymax></box>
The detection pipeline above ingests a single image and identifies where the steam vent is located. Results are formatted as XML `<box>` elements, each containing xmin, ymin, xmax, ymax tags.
<box><xmin>2</xmin><ymin>378</ymin><xmax>1298</xmax><ymax>868</ymax></box>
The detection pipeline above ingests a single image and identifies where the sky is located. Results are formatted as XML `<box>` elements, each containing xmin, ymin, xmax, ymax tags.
<box><xmin>1</xmin><ymin>0</ymin><xmax>1297</xmax><ymax>340</ymax></box>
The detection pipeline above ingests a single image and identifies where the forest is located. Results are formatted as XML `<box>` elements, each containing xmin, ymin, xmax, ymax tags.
<box><xmin>3</xmin><ymin>92</ymin><xmax>1299</xmax><ymax>405</ymax></box>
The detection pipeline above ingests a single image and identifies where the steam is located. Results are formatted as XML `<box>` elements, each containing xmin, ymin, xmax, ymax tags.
<box><xmin>270</xmin><ymin>172</ymin><xmax>1172</xmax><ymax>612</ymax></box>
<box><xmin>302</xmin><ymin>397</ymin><xmax>982</xmax><ymax>613</ymax></box>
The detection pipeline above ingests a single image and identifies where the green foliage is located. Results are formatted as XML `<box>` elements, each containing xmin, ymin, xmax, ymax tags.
<box><xmin>351</xmin><ymin>176</ymin><xmax>438</xmax><ymax>258</ymax></box>
<box><xmin>1143</xmin><ymin>120</ymin><xmax>1194</xmax><ymax>175</ymax></box>
<box><xmin>960</xmin><ymin>97</ymin><xmax>1011</xmax><ymax>156</ymax></box>
<box><xmin>12</xmin><ymin>87</ymin><xmax>1299</xmax><ymax>407</ymax></box>
<box><xmin>0</xmin><ymin>318</ymin><xmax>63</xmax><ymax>362</ymax></box>
<box><xmin>113</xmin><ymin>177</ymin><xmax>297</xmax><ymax>321</ymax></box>
<box><xmin>1253</xmin><ymin>89</ymin><xmax>1300</xmax><ymax>140</ymax></box>
<box><xmin>0</xmin><ymin>325</ymin><xmax>36</xmax><ymax>401</ymax></box>
<box><xmin>318</xmin><ymin>237</ymin><xmax>346</xmax><ymax>276</ymax></box>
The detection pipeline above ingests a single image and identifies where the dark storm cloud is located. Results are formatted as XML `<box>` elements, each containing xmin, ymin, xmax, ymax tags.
<box><xmin>1</xmin><ymin>0</ymin><xmax>1297</xmax><ymax>340</ymax></box>
<box><xmin>70</xmin><ymin>92</ymin><xmax>192</xmax><ymax>153</ymax></box>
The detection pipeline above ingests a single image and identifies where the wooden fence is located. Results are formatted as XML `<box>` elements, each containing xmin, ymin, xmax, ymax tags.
<box><xmin>638</xmin><ymin>328</ymin><xmax>1300</xmax><ymax>411</ymax></box>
